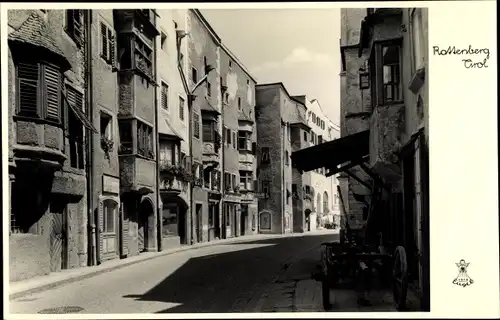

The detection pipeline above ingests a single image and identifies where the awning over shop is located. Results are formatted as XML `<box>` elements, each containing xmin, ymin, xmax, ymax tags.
<box><xmin>291</xmin><ymin>130</ymin><xmax>369</xmax><ymax>174</ymax></box>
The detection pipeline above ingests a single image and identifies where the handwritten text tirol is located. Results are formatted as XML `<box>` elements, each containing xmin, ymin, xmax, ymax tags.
<box><xmin>433</xmin><ymin>45</ymin><xmax>490</xmax><ymax>69</ymax></box>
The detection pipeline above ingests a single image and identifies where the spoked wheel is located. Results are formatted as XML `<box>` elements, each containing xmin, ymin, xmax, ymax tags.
<box><xmin>392</xmin><ymin>246</ymin><xmax>408</xmax><ymax>311</ymax></box>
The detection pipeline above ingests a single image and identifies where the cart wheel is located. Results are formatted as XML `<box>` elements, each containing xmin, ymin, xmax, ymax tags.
<box><xmin>392</xmin><ymin>246</ymin><xmax>408</xmax><ymax>311</ymax></box>
<box><xmin>322</xmin><ymin>278</ymin><xmax>333</xmax><ymax>311</ymax></box>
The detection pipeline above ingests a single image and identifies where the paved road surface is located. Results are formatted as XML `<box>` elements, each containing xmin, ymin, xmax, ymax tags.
<box><xmin>10</xmin><ymin>233</ymin><xmax>338</xmax><ymax>314</ymax></box>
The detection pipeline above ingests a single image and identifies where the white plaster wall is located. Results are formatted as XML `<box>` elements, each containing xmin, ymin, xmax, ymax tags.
<box><xmin>156</xmin><ymin>9</ymin><xmax>189</xmax><ymax>155</ymax></box>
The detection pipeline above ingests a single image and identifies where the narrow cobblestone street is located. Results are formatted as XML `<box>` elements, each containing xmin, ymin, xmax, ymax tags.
<box><xmin>10</xmin><ymin>232</ymin><xmax>335</xmax><ymax>314</ymax></box>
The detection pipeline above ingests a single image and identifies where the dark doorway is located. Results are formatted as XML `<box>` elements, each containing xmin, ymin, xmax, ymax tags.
<box><xmin>233</xmin><ymin>206</ymin><xmax>238</xmax><ymax>237</ymax></box>
<box><xmin>240</xmin><ymin>204</ymin><xmax>248</xmax><ymax>236</ymax></box>
<box><xmin>139</xmin><ymin>199</ymin><xmax>154</xmax><ymax>253</ymax></box>
<box><xmin>178</xmin><ymin>205</ymin><xmax>187</xmax><ymax>245</ymax></box>
<box><xmin>403</xmin><ymin>152</ymin><xmax>418</xmax><ymax>284</ymax></box>
<box><xmin>213</xmin><ymin>203</ymin><xmax>220</xmax><ymax>239</ymax></box>
<box><xmin>196</xmin><ymin>204</ymin><xmax>203</xmax><ymax>243</ymax></box>
<box><xmin>221</xmin><ymin>203</ymin><xmax>227</xmax><ymax>239</ymax></box>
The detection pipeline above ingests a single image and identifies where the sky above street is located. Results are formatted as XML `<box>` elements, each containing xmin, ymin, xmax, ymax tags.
<box><xmin>201</xmin><ymin>8</ymin><xmax>341</xmax><ymax>125</ymax></box>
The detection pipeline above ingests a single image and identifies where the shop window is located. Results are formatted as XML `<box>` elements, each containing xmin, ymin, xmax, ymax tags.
<box><xmin>65</xmin><ymin>10</ymin><xmax>84</xmax><ymax>47</ymax></box>
<box><xmin>16</xmin><ymin>61</ymin><xmax>62</xmax><ymax>123</ymax></box>
<box><xmin>162</xmin><ymin>204</ymin><xmax>178</xmax><ymax>237</ymax></box>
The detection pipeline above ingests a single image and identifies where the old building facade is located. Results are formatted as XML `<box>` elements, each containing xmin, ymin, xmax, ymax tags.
<box><xmin>185</xmin><ymin>9</ymin><xmax>223</xmax><ymax>243</ymax></box>
<box><xmin>7</xmin><ymin>9</ymin><xmax>95</xmax><ymax>281</ymax></box>
<box><xmin>303</xmin><ymin>98</ymin><xmax>340</xmax><ymax>231</ymax></box>
<box><xmin>219</xmin><ymin>44</ymin><xmax>259</xmax><ymax>238</ymax></box>
<box><xmin>156</xmin><ymin>9</ymin><xmax>192</xmax><ymax>249</ymax></box>
<box><xmin>340</xmin><ymin>7</ymin><xmax>430</xmax><ymax>310</ymax></box>
<box><xmin>255</xmin><ymin>83</ymin><xmax>305</xmax><ymax>234</ymax></box>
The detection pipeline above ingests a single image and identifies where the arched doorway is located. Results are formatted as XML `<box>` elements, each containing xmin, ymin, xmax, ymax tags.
<box><xmin>138</xmin><ymin>199</ymin><xmax>154</xmax><ymax>253</ymax></box>
<box><xmin>160</xmin><ymin>195</ymin><xmax>189</xmax><ymax>246</ymax></box>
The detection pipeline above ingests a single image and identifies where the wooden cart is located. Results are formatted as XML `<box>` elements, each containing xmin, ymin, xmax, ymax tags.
<box><xmin>315</xmin><ymin>184</ymin><xmax>409</xmax><ymax>311</ymax></box>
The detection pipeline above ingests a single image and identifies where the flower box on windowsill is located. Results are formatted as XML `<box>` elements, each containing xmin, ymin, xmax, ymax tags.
<box><xmin>101</xmin><ymin>137</ymin><xmax>114</xmax><ymax>159</ymax></box>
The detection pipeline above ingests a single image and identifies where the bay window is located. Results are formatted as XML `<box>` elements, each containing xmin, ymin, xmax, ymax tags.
<box><xmin>238</xmin><ymin>131</ymin><xmax>252</xmax><ymax>151</ymax></box>
<box><xmin>203</xmin><ymin>121</ymin><xmax>215</xmax><ymax>142</ymax></box>
<box><xmin>137</xmin><ymin>121</ymin><xmax>154</xmax><ymax>159</ymax></box>
<box><xmin>371</xmin><ymin>41</ymin><xmax>403</xmax><ymax>108</ymax></box>
<box><xmin>118</xmin><ymin>120</ymin><xmax>133</xmax><ymax>154</ymax></box>
<box><xmin>16</xmin><ymin>61</ymin><xmax>62</xmax><ymax>124</ymax></box>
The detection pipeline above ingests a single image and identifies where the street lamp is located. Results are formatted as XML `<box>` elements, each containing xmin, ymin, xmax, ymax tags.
<box><xmin>176</xmin><ymin>29</ymin><xmax>215</xmax><ymax>244</ymax></box>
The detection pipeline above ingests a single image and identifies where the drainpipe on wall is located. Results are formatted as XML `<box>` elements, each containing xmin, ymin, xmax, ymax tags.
<box><xmin>220</xmin><ymin>85</ymin><xmax>226</xmax><ymax>239</ymax></box>
<box><xmin>85</xmin><ymin>9</ymin><xmax>97</xmax><ymax>266</ymax></box>
<box><xmin>154</xmin><ymin>25</ymin><xmax>162</xmax><ymax>252</ymax></box>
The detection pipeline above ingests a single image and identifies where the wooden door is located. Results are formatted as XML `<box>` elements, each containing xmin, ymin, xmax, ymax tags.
<box><xmin>138</xmin><ymin>214</ymin><xmax>146</xmax><ymax>252</ymax></box>
<box><xmin>50</xmin><ymin>209</ymin><xmax>66</xmax><ymax>272</ymax></box>
<box><xmin>196</xmin><ymin>204</ymin><xmax>203</xmax><ymax>242</ymax></box>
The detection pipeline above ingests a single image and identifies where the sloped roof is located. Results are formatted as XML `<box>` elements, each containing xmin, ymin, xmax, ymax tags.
<box><xmin>200</xmin><ymin>97</ymin><xmax>221</xmax><ymax>115</ymax></box>
<box><xmin>8</xmin><ymin>12</ymin><xmax>70</xmax><ymax>70</ymax></box>
<box><xmin>158</xmin><ymin>118</ymin><xmax>183</xmax><ymax>140</ymax></box>
<box><xmin>238</xmin><ymin>110</ymin><xmax>254</xmax><ymax>123</ymax></box>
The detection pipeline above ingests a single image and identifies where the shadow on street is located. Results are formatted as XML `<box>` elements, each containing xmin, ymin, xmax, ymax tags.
<box><xmin>122</xmin><ymin>234</ymin><xmax>336</xmax><ymax>313</ymax></box>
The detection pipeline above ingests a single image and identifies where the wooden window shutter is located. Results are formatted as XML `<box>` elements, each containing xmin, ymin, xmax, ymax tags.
<box><xmin>17</xmin><ymin>62</ymin><xmax>39</xmax><ymax>116</ymax></box>
<box><xmin>44</xmin><ymin>64</ymin><xmax>61</xmax><ymax>121</ymax></box>
<box><xmin>108</xmin><ymin>28</ymin><xmax>116</xmax><ymax>66</ymax></box>
<box><xmin>101</xmin><ymin>22</ymin><xmax>108</xmax><ymax>59</ymax></box>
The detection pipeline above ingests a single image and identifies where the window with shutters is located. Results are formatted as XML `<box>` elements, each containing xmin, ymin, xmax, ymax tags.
<box><xmin>16</xmin><ymin>61</ymin><xmax>62</xmax><ymax>124</ymax></box>
<box><xmin>179</xmin><ymin>96</ymin><xmax>185</xmax><ymax>121</ymax></box>
<box><xmin>193</xmin><ymin>112</ymin><xmax>200</xmax><ymax>139</ymax></box>
<box><xmin>161</xmin><ymin>81</ymin><xmax>169</xmax><ymax>110</ymax></box>
<box><xmin>65</xmin><ymin>10</ymin><xmax>84</xmax><ymax>47</ymax></box>
<box><xmin>66</xmin><ymin>85</ymin><xmax>85</xmax><ymax>169</ymax></box>
<box><xmin>202</xmin><ymin>121</ymin><xmax>215</xmax><ymax>142</ymax></box>
<box><xmin>100</xmin><ymin>19</ymin><xmax>116</xmax><ymax>67</ymax></box>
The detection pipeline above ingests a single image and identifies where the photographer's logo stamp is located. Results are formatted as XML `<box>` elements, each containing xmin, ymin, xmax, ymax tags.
<box><xmin>453</xmin><ymin>259</ymin><xmax>474</xmax><ymax>287</ymax></box>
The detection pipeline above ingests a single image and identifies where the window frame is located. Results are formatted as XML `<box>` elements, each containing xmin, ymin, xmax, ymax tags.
<box><xmin>239</xmin><ymin>170</ymin><xmax>253</xmax><ymax>191</ymax></box>
<box><xmin>160</xmin><ymin>80</ymin><xmax>169</xmax><ymax>111</ymax></box>
<box><xmin>178</xmin><ymin>96</ymin><xmax>185</xmax><ymax>121</ymax></box>
<box><xmin>261</xmin><ymin>147</ymin><xmax>270</xmax><ymax>164</ymax></box>
<box><xmin>193</xmin><ymin>111</ymin><xmax>201</xmax><ymax>139</ymax></box>
<box><xmin>102</xmin><ymin>199</ymin><xmax>117</xmax><ymax>235</ymax></box>
<box><xmin>15</xmin><ymin>60</ymin><xmax>63</xmax><ymax>126</ymax></box>
<box><xmin>137</xmin><ymin>120</ymin><xmax>154</xmax><ymax>159</ymax></box>
<box><xmin>371</xmin><ymin>40</ymin><xmax>404</xmax><ymax>107</ymax></box>
<box><xmin>66</xmin><ymin>84</ymin><xmax>85</xmax><ymax>169</ymax></box>
<box><xmin>99</xmin><ymin>17</ymin><xmax>116</xmax><ymax>67</ymax></box>
<box><xmin>65</xmin><ymin>9</ymin><xmax>84</xmax><ymax>47</ymax></box>
<box><xmin>202</xmin><ymin>120</ymin><xmax>215</xmax><ymax>142</ymax></box>
<box><xmin>237</xmin><ymin>131</ymin><xmax>252</xmax><ymax>151</ymax></box>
